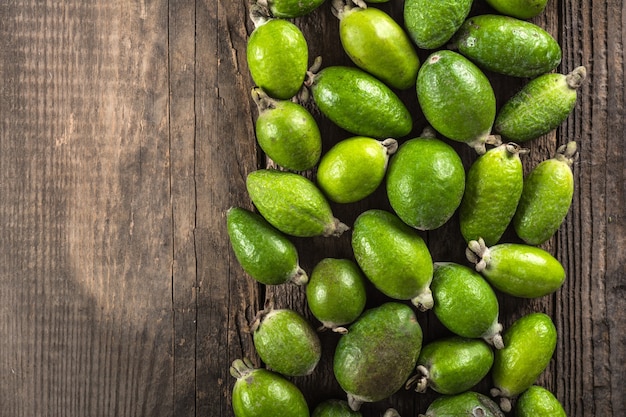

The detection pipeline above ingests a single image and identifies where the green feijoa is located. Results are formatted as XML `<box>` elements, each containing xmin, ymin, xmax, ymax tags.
<box><xmin>227</xmin><ymin>207</ymin><xmax>307</xmax><ymax>286</ymax></box>
<box><xmin>386</xmin><ymin>128</ymin><xmax>465</xmax><ymax>230</ymax></box>
<box><xmin>230</xmin><ymin>358</ymin><xmax>310</xmax><ymax>417</ymax></box>
<box><xmin>247</xmin><ymin>12</ymin><xmax>308</xmax><ymax>100</ymax></box>
<box><xmin>251</xmin><ymin>306</ymin><xmax>322</xmax><ymax>377</ymax></box>
<box><xmin>306</xmin><ymin>258</ymin><xmax>367</xmax><ymax>332</ymax></box>
<box><xmin>252</xmin><ymin>88</ymin><xmax>321</xmax><ymax>171</ymax></box>
<box><xmin>312</xmin><ymin>399</ymin><xmax>362</xmax><ymax>417</ymax></box>
<box><xmin>334</xmin><ymin>302</ymin><xmax>423</xmax><ymax>411</ymax></box>
<box><xmin>308</xmin><ymin>64</ymin><xmax>413</xmax><ymax>139</ymax></box>
<box><xmin>451</xmin><ymin>14</ymin><xmax>561</xmax><ymax>78</ymax></box>
<box><xmin>513</xmin><ymin>142</ymin><xmax>578</xmax><ymax>245</ymax></box>
<box><xmin>431</xmin><ymin>262</ymin><xmax>503</xmax><ymax>348</ymax></box>
<box><xmin>404</xmin><ymin>0</ymin><xmax>473</xmax><ymax>49</ymax></box>
<box><xmin>515</xmin><ymin>385</ymin><xmax>567</xmax><ymax>417</ymax></box>
<box><xmin>419</xmin><ymin>391</ymin><xmax>505</xmax><ymax>417</ymax></box>
<box><xmin>467</xmin><ymin>238</ymin><xmax>566</xmax><ymax>298</ymax></box>
<box><xmin>495</xmin><ymin>66</ymin><xmax>587</xmax><ymax>143</ymax></box>
<box><xmin>317</xmin><ymin>137</ymin><xmax>397</xmax><ymax>204</ymax></box>
<box><xmin>484</xmin><ymin>0</ymin><xmax>549</xmax><ymax>19</ymax></box>
<box><xmin>416</xmin><ymin>50</ymin><xmax>499</xmax><ymax>154</ymax></box>
<box><xmin>459</xmin><ymin>143</ymin><xmax>527</xmax><ymax>246</ymax></box>
<box><xmin>246</xmin><ymin>169</ymin><xmax>349</xmax><ymax>238</ymax></box>
<box><xmin>333</xmin><ymin>0</ymin><xmax>420</xmax><ymax>90</ymax></box>
<box><xmin>490</xmin><ymin>313</ymin><xmax>557</xmax><ymax>412</ymax></box>
<box><xmin>259</xmin><ymin>0</ymin><xmax>327</xmax><ymax>18</ymax></box>
<box><xmin>408</xmin><ymin>336</ymin><xmax>494</xmax><ymax>395</ymax></box>
<box><xmin>351</xmin><ymin>209</ymin><xmax>434</xmax><ymax>310</ymax></box>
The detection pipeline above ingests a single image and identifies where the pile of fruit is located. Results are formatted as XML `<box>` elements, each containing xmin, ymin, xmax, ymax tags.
<box><xmin>228</xmin><ymin>0</ymin><xmax>586</xmax><ymax>416</ymax></box>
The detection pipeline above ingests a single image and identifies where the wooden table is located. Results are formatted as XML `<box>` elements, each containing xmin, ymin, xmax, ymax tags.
<box><xmin>1</xmin><ymin>1</ymin><xmax>624</xmax><ymax>416</ymax></box>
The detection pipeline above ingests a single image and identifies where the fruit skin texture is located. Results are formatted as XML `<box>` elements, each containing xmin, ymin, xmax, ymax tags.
<box><xmin>484</xmin><ymin>0</ymin><xmax>548</xmax><ymax>19</ymax></box>
<box><xmin>230</xmin><ymin>358</ymin><xmax>310</xmax><ymax>417</ymax></box>
<box><xmin>351</xmin><ymin>209</ymin><xmax>434</xmax><ymax>310</ymax></box>
<box><xmin>386</xmin><ymin>132</ymin><xmax>466</xmax><ymax>230</ymax></box>
<box><xmin>452</xmin><ymin>14</ymin><xmax>561</xmax><ymax>78</ymax></box>
<box><xmin>312</xmin><ymin>399</ymin><xmax>362</xmax><ymax>417</ymax></box>
<box><xmin>226</xmin><ymin>207</ymin><xmax>307</xmax><ymax>286</ymax></box>
<box><xmin>333</xmin><ymin>302</ymin><xmax>423</xmax><ymax>410</ymax></box>
<box><xmin>246</xmin><ymin>169</ymin><xmax>349</xmax><ymax>238</ymax></box>
<box><xmin>420</xmin><ymin>391</ymin><xmax>505</xmax><ymax>417</ymax></box>
<box><xmin>495</xmin><ymin>66</ymin><xmax>587</xmax><ymax>143</ymax></box>
<box><xmin>309</xmin><ymin>65</ymin><xmax>413</xmax><ymax>139</ymax></box>
<box><xmin>264</xmin><ymin>0</ymin><xmax>327</xmax><ymax>18</ymax></box>
<box><xmin>252</xmin><ymin>308</ymin><xmax>322</xmax><ymax>377</ymax></box>
<box><xmin>317</xmin><ymin>137</ymin><xmax>397</xmax><ymax>204</ymax></box>
<box><xmin>404</xmin><ymin>0</ymin><xmax>473</xmax><ymax>49</ymax></box>
<box><xmin>515</xmin><ymin>385</ymin><xmax>567</xmax><ymax>417</ymax></box>
<box><xmin>335</xmin><ymin>2</ymin><xmax>420</xmax><ymax>90</ymax></box>
<box><xmin>416</xmin><ymin>50</ymin><xmax>497</xmax><ymax>154</ymax></box>
<box><xmin>459</xmin><ymin>143</ymin><xmax>526</xmax><ymax>246</ymax></box>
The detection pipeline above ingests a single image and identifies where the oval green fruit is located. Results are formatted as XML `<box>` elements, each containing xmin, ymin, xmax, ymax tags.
<box><xmin>230</xmin><ymin>358</ymin><xmax>310</xmax><ymax>417</ymax></box>
<box><xmin>484</xmin><ymin>0</ymin><xmax>549</xmax><ymax>19</ymax></box>
<box><xmin>515</xmin><ymin>385</ymin><xmax>567</xmax><ymax>417</ymax></box>
<box><xmin>452</xmin><ymin>14</ymin><xmax>561</xmax><ymax>78</ymax></box>
<box><xmin>227</xmin><ymin>207</ymin><xmax>307</xmax><ymax>286</ymax></box>
<box><xmin>253</xmin><ymin>87</ymin><xmax>321</xmax><ymax>171</ymax></box>
<box><xmin>309</xmin><ymin>65</ymin><xmax>413</xmax><ymax>139</ymax></box>
<box><xmin>386</xmin><ymin>129</ymin><xmax>466</xmax><ymax>230</ymax></box>
<box><xmin>333</xmin><ymin>0</ymin><xmax>420</xmax><ymax>90</ymax></box>
<box><xmin>306</xmin><ymin>258</ymin><xmax>367</xmax><ymax>332</ymax></box>
<box><xmin>495</xmin><ymin>66</ymin><xmax>587</xmax><ymax>143</ymax></box>
<box><xmin>317</xmin><ymin>137</ymin><xmax>397</xmax><ymax>203</ymax></box>
<box><xmin>404</xmin><ymin>0</ymin><xmax>473</xmax><ymax>49</ymax></box>
<box><xmin>513</xmin><ymin>142</ymin><xmax>577</xmax><ymax>245</ymax></box>
<box><xmin>351</xmin><ymin>209</ymin><xmax>434</xmax><ymax>310</ymax></box>
<box><xmin>246</xmin><ymin>169</ymin><xmax>349</xmax><ymax>238</ymax></box>
<box><xmin>334</xmin><ymin>302</ymin><xmax>423</xmax><ymax>411</ymax></box>
<box><xmin>260</xmin><ymin>0</ymin><xmax>327</xmax><ymax>18</ymax></box>
<box><xmin>416</xmin><ymin>50</ymin><xmax>498</xmax><ymax>154</ymax></box>
<box><xmin>467</xmin><ymin>238</ymin><xmax>566</xmax><ymax>298</ymax></box>
<box><xmin>251</xmin><ymin>306</ymin><xmax>322</xmax><ymax>377</ymax></box>
<box><xmin>459</xmin><ymin>143</ymin><xmax>526</xmax><ymax>246</ymax></box>
<box><xmin>312</xmin><ymin>399</ymin><xmax>362</xmax><ymax>417</ymax></box>
<box><xmin>419</xmin><ymin>391</ymin><xmax>505</xmax><ymax>417</ymax></box>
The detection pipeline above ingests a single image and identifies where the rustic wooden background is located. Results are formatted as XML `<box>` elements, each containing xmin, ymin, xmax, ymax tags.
<box><xmin>1</xmin><ymin>0</ymin><xmax>624</xmax><ymax>416</ymax></box>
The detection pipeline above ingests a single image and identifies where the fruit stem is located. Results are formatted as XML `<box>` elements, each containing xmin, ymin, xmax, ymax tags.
<box><xmin>468</xmin><ymin>134</ymin><xmax>502</xmax><ymax>155</ymax></box>
<box><xmin>382</xmin><ymin>138</ymin><xmax>398</xmax><ymax>155</ymax></box>
<box><xmin>290</xmin><ymin>265</ymin><xmax>309</xmax><ymax>286</ymax></box>
<box><xmin>504</xmin><ymin>142</ymin><xmax>530</xmax><ymax>157</ymax></box>
<box><xmin>304</xmin><ymin>56</ymin><xmax>323</xmax><ymax>88</ymax></box>
<box><xmin>383</xmin><ymin>408</ymin><xmax>402</xmax><ymax>417</ymax></box>
<box><xmin>411</xmin><ymin>287</ymin><xmax>434</xmax><ymax>311</ymax></box>
<box><xmin>331</xmin><ymin>0</ymin><xmax>366</xmax><ymax>19</ymax></box>
<box><xmin>566</xmin><ymin>66</ymin><xmax>587</xmax><ymax>89</ymax></box>
<box><xmin>420</xmin><ymin>126</ymin><xmax>437</xmax><ymax>138</ymax></box>
<box><xmin>249</xmin><ymin>298</ymin><xmax>275</xmax><ymax>332</ymax></box>
<box><xmin>482</xmin><ymin>320</ymin><xmax>504</xmax><ymax>349</ymax></box>
<box><xmin>555</xmin><ymin>141</ymin><xmax>579</xmax><ymax>167</ymax></box>
<box><xmin>347</xmin><ymin>393</ymin><xmax>364</xmax><ymax>411</ymax></box>
<box><xmin>466</xmin><ymin>238</ymin><xmax>490</xmax><ymax>272</ymax></box>
<box><xmin>230</xmin><ymin>358</ymin><xmax>255</xmax><ymax>379</ymax></box>
<box><xmin>324</xmin><ymin>218</ymin><xmax>350</xmax><ymax>237</ymax></box>
<box><xmin>251</xmin><ymin>87</ymin><xmax>276</xmax><ymax>112</ymax></box>
<box><xmin>249</xmin><ymin>3</ymin><xmax>271</xmax><ymax>28</ymax></box>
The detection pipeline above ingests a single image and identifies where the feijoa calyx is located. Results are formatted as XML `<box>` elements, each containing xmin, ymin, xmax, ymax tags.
<box><xmin>419</xmin><ymin>391</ymin><xmax>505</xmax><ymax>417</ymax></box>
<box><xmin>404</xmin><ymin>0</ymin><xmax>473</xmax><ymax>50</ymax></box>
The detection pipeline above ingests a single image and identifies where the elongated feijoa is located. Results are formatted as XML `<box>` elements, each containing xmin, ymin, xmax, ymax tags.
<box><xmin>246</xmin><ymin>169</ymin><xmax>349</xmax><ymax>238</ymax></box>
<box><xmin>495</xmin><ymin>66</ymin><xmax>587</xmax><ymax>143</ymax></box>
<box><xmin>230</xmin><ymin>358</ymin><xmax>310</xmax><ymax>417</ymax></box>
<box><xmin>312</xmin><ymin>399</ymin><xmax>362</xmax><ymax>417</ymax></box>
<box><xmin>491</xmin><ymin>313</ymin><xmax>557</xmax><ymax>412</ymax></box>
<box><xmin>514</xmin><ymin>141</ymin><xmax>578</xmax><ymax>245</ymax></box>
<box><xmin>259</xmin><ymin>0</ymin><xmax>327</xmax><ymax>18</ymax></box>
<box><xmin>515</xmin><ymin>385</ymin><xmax>567</xmax><ymax>417</ymax></box>
<box><xmin>459</xmin><ymin>143</ymin><xmax>527</xmax><ymax>246</ymax></box>
<box><xmin>404</xmin><ymin>0</ymin><xmax>473</xmax><ymax>49</ymax></box>
<box><xmin>416</xmin><ymin>50</ymin><xmax>499</xmax><ymax>154</ymax></box>
<box><xmin>317</xmin><ymin>137</ymin><xmax>398</xmax><ymax>204</ymax></box>
<box><xmin>452</xmin><ymin>14</ymin><xmax>561</xmax><ymax>78</ymax></box>
<box><xmin>484</xmin><ymin>0</ymin><xmax>549</xmax><ymax>19</ymax></box>
<box><xmin>467</xmin><ymin>238</ymin><xmax>566</xmax><ymax>298</ymax></box>
<box><xmin>352</xmin><ymin>209</ymin><xmax>434</xmax><ymax>310</ymax></box>
<box><xmin>227</xmin><ymin>207</ymin><xmax>307</xmax><ymax>286</ymax></box>
<box><xmin>419</xmin><ymin>391</ymin><xmax>505</xmax><ymax>417</ymax></box>
<box><xmin>334</xmin><ymin>302</ymin><xmax>423</xmax><ymax>410</ymax></box>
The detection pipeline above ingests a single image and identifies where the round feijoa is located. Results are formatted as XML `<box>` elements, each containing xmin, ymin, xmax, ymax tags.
<box><xmin>404</xmin><ymin>0</ymin><xmax>473</xmax><ymax>49</ymax></box>
<box><xmin>419</xmin><ymin>391</ymin><xmax>505</xmax><ymax>417</ymax></box>
<box><xmin>515</xmin><ymin>385</ymin><xmax>567</xmax><ymax>417</ymax></box>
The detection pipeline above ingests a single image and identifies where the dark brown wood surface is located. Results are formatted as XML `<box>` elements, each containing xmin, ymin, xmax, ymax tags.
<box><xmin>0</xmin><ymin>1</ymin><xmax>624</xmax><ymax>416</ymax></box>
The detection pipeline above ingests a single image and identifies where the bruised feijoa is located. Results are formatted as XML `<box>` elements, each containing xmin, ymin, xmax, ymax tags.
<box><xmin>317</xmin><ymin>137</ymin><xmax>397</xmax><ymax>204</ymax></box>
<box><xmin>451</xmin><ymin>14</ymin><xmax>561</xmax><ymax>78</ymax></box>
<box><xmin>230</xmin><ymin>358</ymin><xmax>310</xmax><ymax>417</ymax></box>
<box><xmin>419</xmin><ymin>391</ymin><xmax>505</xmax><ymax>417</ymax></box>
<box><xmin>351</xmin><ymin>209</ymin><xmax>434</xmax><ymax>310</ymax></box>
<box><xmin>252</xmin><ymin>87</ymin><xmax>321</xmax><ymax>171</ymax></box>
<box><xmin>246</xmin><ymin>169</ymin><xmax>349</xmax><ymax>238</ymax></box>
<box><xmin>467</xmin><ymin>238</ymin><xmax>566</xmax><ymax>298</ymax></box>
<box><xmin>416</xmin><ymin>50</ymin><xmax>499</xmax><ymax>154</ymax></box>
<box><xmin>407</xmin><ymin>336</ymin><xmax>494</xmax><ymax>395</ymax></box>
<box><xmin>386</xmin><ymin>128</ymin><xmax>465</xmax><ymax>230</ymax></box>
<box><xmin>431</xmin><ymin>262</ymin><xmax>503</xmax><ymax>348</ymax></box>
<box><xmin>495</xmin><ymin>67</ymin><xmax>587</xmax><ymax>143</ymax></box>
<box><xmin>484</xmin><ymin>0</ymin><xmax>548</xmax><ymax>19</ymax></box>
<box><xmin>513</xmin><ymin>142</ymin><xmax>578</xmax><ymax>245</ymax></box>
<box><xmin>515</xmin><ymin>385</ymin><xmax>567</xmax><ymax>417</ymax></box>
<box><xmin>459</xmin><ymin>143</ymin><xmax>527</xmax><ymax>246</ymax></box>
<box><xmin>332</xmin><ymin>0</ymin><xmax>420</xmax><ymax>90</ymax></box>
<box><xmin>491</xmin><ymin>313</ymin><xmax>557</xmax><ymax>412</ymax></box>
<box><xmin>258</xmin><ymin>0</ymin><xmax>327</xmax><ymax>18</ymax></box>
<box><xmin>312</xmin><ymin>399</ymin><xmax>362</xmax><ymax>417</ymax></box>
<box><xmin>404</xmin><ymin>0</ymin><xmax>473</xmax><ymax>49</ymax></box>
<box><xmin>306</xmin><ymin>258</ymin><xmax>367</xmax><ymax>333</ymax></box>
<box><xmin>227</xmin><ymin>207</ymin><xmax>307</xmax><ymax>286</ymax></box>
<box><xmin>251</xmin><ymin>305</ymin><xmax>322</xmax><ymax>377</ymax></box>
<box><xmin>334</xmin><ymin>302</ymin><xmax>423</xmax><ymax>411</ymax></box>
